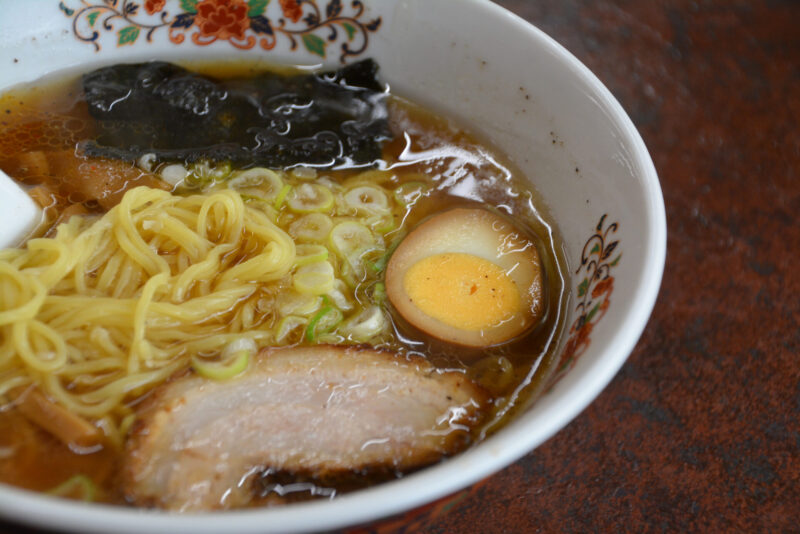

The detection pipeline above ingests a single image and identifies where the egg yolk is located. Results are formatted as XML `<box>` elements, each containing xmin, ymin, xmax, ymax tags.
<box><xmin>402</xmin><ymin>253</ymin><xmax>521</xmax><ymax>331</ymax></box>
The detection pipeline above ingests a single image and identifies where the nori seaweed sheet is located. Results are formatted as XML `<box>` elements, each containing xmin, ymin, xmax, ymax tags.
<box><xmin>79</xmin><ymin>59</ymin><xmax>391</xmax><ymax>168</ymax></box>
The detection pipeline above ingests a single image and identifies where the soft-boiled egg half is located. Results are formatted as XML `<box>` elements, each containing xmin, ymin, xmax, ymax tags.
<box><xmin>385</xmin><ymin>208</ymin><xmax>544</xmax><ymax>347</ymax></box>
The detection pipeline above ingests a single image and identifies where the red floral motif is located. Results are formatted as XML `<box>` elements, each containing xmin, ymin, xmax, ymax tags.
<box><xmin>560</xmin><ymin>319</ymin><xmax>594</xmax><ymax>367</ymax></box>
<box><xmin>195</xmin><ymin>0</ymin><xmax>251</xmax><ymax>41</ymax></box>
<box><xmin>144</xmin><ymin>0</ymin><xmax>165</xmax><ymax>15</ymax></box>
<box><xmin>279</xmin><ymin>0</ymin><xmax>303</xmax><ymax>23</ymax></box>
<box><xmin>65</xmin><ymin>0</ymin><xmax>383</xmax><ymax>62</ymax></box>
<box><xmin>546</xmin><ymin>215</ymin><xmax>620</xmax><ymax>390</ymax></box>
<box><xmin>591</xmin><ymin>276</ymin><xmax>614</xmax><ymax>298</ymax></box>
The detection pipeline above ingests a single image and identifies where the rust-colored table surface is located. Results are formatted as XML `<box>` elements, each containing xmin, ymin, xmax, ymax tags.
<box><xmin>2</xmin><ymin>1</ymin><xmax>798</xmax><ymax>533</ymax></box>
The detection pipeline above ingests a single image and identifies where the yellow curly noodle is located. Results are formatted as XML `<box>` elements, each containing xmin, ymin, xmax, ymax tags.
<box><xmin>0</xmin><ymin>187</ymin><xmax>295</xmax><ymax>431</ymax></box>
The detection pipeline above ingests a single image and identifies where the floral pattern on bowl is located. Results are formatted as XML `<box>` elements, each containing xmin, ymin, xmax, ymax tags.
<box><xmin>547</xmin><ymin>214</ymin><xmax>621</xmax><ymax>390</ymax></box>
<box><xmin>59</xmin><ymin>0</ymin><xmax>382</xmax><ymax>61</ymax></box>
<box><xmin>0</xmin><ymin>0</ymin><xmax>666</xmax><ymax>530</ymax></box>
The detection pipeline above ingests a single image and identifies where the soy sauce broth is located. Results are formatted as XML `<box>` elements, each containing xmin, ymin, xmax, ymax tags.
<box><xmin>0</xmin><ymin>61</ymin><xmax>569</xmax><ymax>504</ymax></box>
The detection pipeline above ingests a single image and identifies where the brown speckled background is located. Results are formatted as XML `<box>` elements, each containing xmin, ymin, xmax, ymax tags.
<box><xmin>2</xmin><ymin>0</ymin><xmax>799</xmax><ymax>533</ymax></box>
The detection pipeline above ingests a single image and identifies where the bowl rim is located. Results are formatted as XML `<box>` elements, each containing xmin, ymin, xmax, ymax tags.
<box><xmin>0</xmin><ymin>0</ymin><xmax>666</xmax><ymax>532</ymax></box>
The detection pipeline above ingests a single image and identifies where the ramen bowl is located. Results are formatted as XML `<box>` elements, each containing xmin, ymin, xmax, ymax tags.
<box><xmin>0</xmin><ymin>0</ymin><xmax>665</xmax><ymax>532</ymax></box>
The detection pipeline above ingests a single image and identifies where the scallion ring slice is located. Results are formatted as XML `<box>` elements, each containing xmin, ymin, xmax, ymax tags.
<box><xmin>293</xmin><ymin>261</ymin><xmax>335</xmax><ymax>295</ymax></box>
<box><xmin>159</xmin><ymin>163</ymin><xmax>189</xmax><ymax>187</ymax></box>
<box><xmin>277</xmin><ymin>291</ymin><xmax>323</xmax><ymax>317</ymax></box>
<box><xmin>275</xmin><ymin>315</ymin><xmax>308</xmax><ymax>343</ymax></box>
<box><xmin>294</xmin><ymin>244</ymin><xmax>330</xmax><ymax>266</ymax></box>
<box><xmin>366</xmin><ymin>213</ymin><xmax>396</xmax><ymax>234</ymax></box>
<box><xmin>228</xmin><ymin>167</ymin><xmax>284</xmax><ymax>200</ymax></box>
<box><xmin>289</xmin><ymin>213</ymin><xmax>334</xmax><ymax>243</ymax></box>
<box><xmin>287</xmin><ymin>183</ymin><xmax>334</xmax><ymax>213</ymax></box>
<box><xmin>340</xmin><ymin>305</ymin><xmax>387</xmax><ymax>341</ymax></box>
<box><xmin>290</xmin><ymin>166</ymin><xmax>318</xmax><ymax>180</ymax></box>
<box><xmin>305</xmin><ymin>306</ymin><xmax>343</xmax><ymax>342</ymax></box>
<box><xmin>329</xmin><ymin>221</ymin><xmax>376</xmax><ymax>260</ymax></box>
<box><xmin>326</xmin><ymin>279</ymin><xmax>354</xmax><ymax>311</ymax></box>
<box><xmin>344</xmin><ymin>185</ymin><xmax>390</xmax><ymax>214</ymax></box>
<box><xmin>191</xmin><ymin>350</ymin><xmax>250</xmax><ymax>381</ymax></box>
<box><xmin>187</xmin><ymin>160</ymin><xmax>232</xmax><ymax>186</ymax></box>
<box><xmin>241</xmin><ymin>196</ymin><xmax>279</xmax><ymax>221</ymax></box>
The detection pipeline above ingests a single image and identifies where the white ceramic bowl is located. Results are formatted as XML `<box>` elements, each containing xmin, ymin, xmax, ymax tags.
<box><xmin>0</xmin><ymin>0</ymin><xmax>665</xmax><ymax>532</ymax></box>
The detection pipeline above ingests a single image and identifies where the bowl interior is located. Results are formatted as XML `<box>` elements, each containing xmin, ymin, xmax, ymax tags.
<box><xmin>0</xmin><ymin>0</ymin><xmax>665</xmax><ymax>532</ymax></box>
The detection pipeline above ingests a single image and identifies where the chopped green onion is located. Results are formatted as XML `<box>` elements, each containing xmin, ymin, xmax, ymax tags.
<box><xmin>367</xmin><ymin>213</ymin><xmax>396</xmax><ymax>234</ymax></box>
<box><xmin>340</xmin><ymin>306</ymin><xmax>387</xmax><ymax>341</ymax></box>
<box><xmin>338</xmin><ymin>261</ymin><xmax>361</xmax><ymax>288</ymax></box>
<box><xmin>344</xmin><ymin>185</ymin><xmax>390</xmax><ymax>214</ymax></box>
<box><xmin>159</xmin><ymin>163</ymin><xmax>189</xmax><ymax>187</ymax></box>
<box><xmin>138</xmin><ymin>153</ymin><xmax>157</xmax><ymax>172</ymax></box>
<box><xmin>287</xmin><ymin>183</ymin><xmax>335</xmax><ymax>213</ymax></box>
<box><xmin>274</xmin><ymin>184</ymin><xmax>293</xmax><ymax>209</ymax></box>
<box><xmin>228</xmin><ymin>167</ymin><xmax>284</xmax><ymax>200</ymax></box>
<box><xmin>329</xmin><ymin>221</ymin><xmax>377</xmax><ymax>261</ymax></box>
<box><xmin>191</xmin><ymin>350</ymin><xmax>250</xmax><ymax>380</ymax></box>
<box><xmin>275</xmin><ymin>315</ymin><xmax>308</xmax><ymax>343</ymax></box>
<box><xmin>305</xmin><ymin>306</ymin><xmax>343</xmax><ymax>342</ymax></box>
<box><xmin>46</xmin><ymin>474</ymin><xmax>98</xmax><ymax>502</ymax></box>
<box><xmin>289</xmin><ymin>213</ymin><xmax>334</xmax><ymax>243</ymax></box>
<box><xmin>372</xmin><ymin>282</ymin><xmax>386</xmax><ymax>303</ymax></box>
<box><xmin>241</xmin><ymin>196</ymin><xmax>279</xmax><ymax>222</ymax></box>
<box><xmin>366</xmin><ymin>238</ymin><xmax>401</xmax><ymax>274</ymax></box>
<box><xmin>277</xmin><ymin>291</ymin><xmax>322</xmax><ymax>317</ymax></box>
<box><xmin>222</xmin><ymin>338</ymin><xmax>257</xmax><ymax>359</ymax></box>
<box><xmin>187</xmin><ymin>160</ymin><xmax>232</xmax><ymax>186</ymax></box>
<box><xmin>293</xmin><ymin>261</ymin><xmax>335</xmax><ymax>295</ymax></box>
<box><xmin>290</xmin><ymin>166</ymin><xmax>318</xmax><ymax>180</ymax></box>
<box><xmin>294</xmin><ymin>244</ymin><xmax>330</xmax><ymax>266</ymax></box>
<box><xmin>326</xmin><ymin>280</ymin><xmax>354</xmax><ymax>311</ymax></box>
<box><xmin>367</xmin><ymin>251</ymin><xmax>391</xmax><ymax>273</ymax></box>
<box><xmin>314</xmin><ymin>332</ymin><xmax>346</xmax><ymax>345</ymax></box>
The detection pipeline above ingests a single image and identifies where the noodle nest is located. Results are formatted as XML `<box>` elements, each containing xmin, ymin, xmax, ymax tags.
<box><xmin>0</xmin><ymin>187</ymin><xmax>295</xmax><ymax>431</ymax></box>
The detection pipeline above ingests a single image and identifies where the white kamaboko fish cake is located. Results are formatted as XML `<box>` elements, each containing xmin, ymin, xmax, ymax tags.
<box><xmin>123</xmin><ymin>345</ymin><xmax>488</xmax><ymax>511</ymax></box>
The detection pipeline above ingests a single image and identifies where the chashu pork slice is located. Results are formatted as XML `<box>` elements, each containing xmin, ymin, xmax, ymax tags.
<box><xmin>123</xmin><ymin>345</ymin><xmax>488</xmax><ymax>511</ymax></box>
